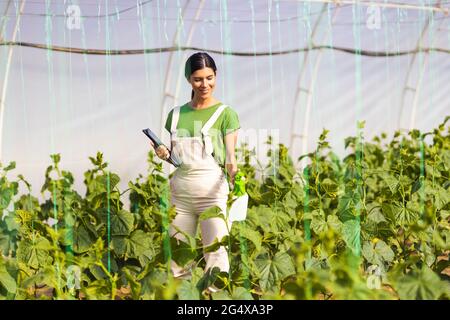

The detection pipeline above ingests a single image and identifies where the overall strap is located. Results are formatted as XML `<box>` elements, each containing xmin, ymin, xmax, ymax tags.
<box><xmin>200</xmin><ymin>104</ymin><xmax>228</xmax><ymax>156</ymax></box>
<box><xmin>170</xmin><ymin>106</ymin><xmax>181</xmax><ymax>135</ymax></box>
<box><xmin>201</xmin><ymin>104</ymin><xmax>228</xmax><ymax>135</ymax></box>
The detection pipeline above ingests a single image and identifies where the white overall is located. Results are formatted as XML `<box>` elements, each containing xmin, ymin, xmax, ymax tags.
<box><xmin>169</xmin><ymin>104</ymin><xmax>231</xmax><ymax>278</ymax></box>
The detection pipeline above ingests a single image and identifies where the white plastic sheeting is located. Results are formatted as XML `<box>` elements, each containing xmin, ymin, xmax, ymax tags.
<box><xmin>0</xmin><ymin>0</ymin><xmax>448</xmax><ymax>204</ymax></box>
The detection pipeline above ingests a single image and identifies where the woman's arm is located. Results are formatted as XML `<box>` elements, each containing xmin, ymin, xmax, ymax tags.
<box><xmin>224</xmin><ymin>130</ymin><xmax>239</xmax><ymax>188</ymax></box>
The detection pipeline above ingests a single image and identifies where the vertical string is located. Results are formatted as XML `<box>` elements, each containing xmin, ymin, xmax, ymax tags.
<box><xmin>106</xmin><ymin>171</ymin><xmax>111</xmax><ymax>273</ymax></box>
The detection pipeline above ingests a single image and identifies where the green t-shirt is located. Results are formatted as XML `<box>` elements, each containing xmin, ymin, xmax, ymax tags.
<box><xmin>165</xmin><ymin>102</ymin><xmax>240</xmax><ymax>167</ymax></box>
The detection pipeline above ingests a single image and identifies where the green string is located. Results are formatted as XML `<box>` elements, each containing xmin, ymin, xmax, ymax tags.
<box><xmin>106</xmin><ymin>171</ymin><xmax>111</xmax><ymax>273</ymax></box>
<box><xmin>160</xmin><ymin>180</ymin><xmax>171</xmax><ymax>269</ymax></box>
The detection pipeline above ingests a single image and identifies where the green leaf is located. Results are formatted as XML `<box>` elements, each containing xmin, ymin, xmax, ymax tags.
<box><xmin>231</xmin><ymin>286</ymin><xmax>254</xmax><ymax>300</ymax></box>
<box><xmin>338</xmin><ymin>191</ymin><xmax>362</xmax><ymax>220</ymax></box>
<box><xmin>237</xmin><ymin>226</ymin><xmax>262</xmax><ymax>252</ymax></box>
<box><xmin>345</xmin><ymin>137</ymin><xmax>356</xmax><ymax>149</ymax></box>
<box><xmin>3</xmin><ymin>162</ymin><xmax>16</xmax><ymax>172</ymax></box>
<box><xmin>73</xmin><ymin>224</ymin><xmax>95</xmax><ymax>253</ymax></box>
<box><xmin>112</xmin><ymin>230</ymin><xmax>155</xmax><ymax>265</ymax></box>
<box><xmin>434</xmin><ymin>186</ymin><xmax>449</xmax><ymax>211</ymax></box>
<box><xmin>390</xmin><ymin>202</ymin><xmax>420</xmax><ymax>226</ymax></box>
<box><xmin>16</xmin><ymin>236</ymin><xmax>52</xmax><ymax>269</ymax></box>
<box><xmin>320</xmin><ymin>178</ymin><xmax>338</xmax><ymax>196</ymax></box>
<box><xmin>199</xmin><ymin>206</ymin><xmax>225</xmax><ymax>222</ymax></box>
<box><xmin>362</xmin><ymin>240</ymin><xmax>394</xmax><ymax>265</ymax></box>
<box><xmin>327</xmin><ymin>215</ymin><xmax>343</xmax><ymax>233</ymax></box>
<box><xmin>342</xmin><ymin>220</ymin><xmax>361</xmax><ymax>255</ymax></box>
<box><xmin>310</xmin><ymin>210</ymin><xmax>327</xmax><ymax>235</ymax></box>
<box><xmin>381</xmin><ymin>173</ymin><xmax>399</xmax><ymax>194</ymax></box>
<box><xmin>139</xmin><ymin>269</ymin><xmax>167</xmax><ymax>298</ymax></box>
<box><xmin>111</xmin><ymin>210</ymin><xmax>135</xmax><ymax>236</ymax></box>
<box><xmin>283</xmin><ymin>190</ymin><xmax>299</xmax><ymax>216</ymax></box>
<box><xmin>50</xmin><ymin>154</ymin><xmax>61</xmax><ymax>165</ymax></box>
<box><xmin>177</xmin><ymin>280</ymin><xmax>201</xmax><ymax>300</ymax></box>
<box><xmin>169</xmin><ymin>237</ymin><xmax>197</xmax><ymax>268</ymax></box>
<box><xmin>0</xmin><ymin>188</ymin><xmax>13</xmax><ymax>209</ymax></box>
<box><xmin>211</xmin><ymin>290</ymin><xmax>232</xmax><ymax>300</ymax></box>
<box><xmin>367</xmin><ymin>204</ymin><xmax>387</xmax><ymax>224</ymax></box>
<box><xmin>0</xmin><ymin>263</ymin><xmax>16</xmax><ymax>293</ymax></box>
<box><xmin>255</xmin><ymin>251</ymin><xmax>295</xmax><ymax>292</ymax></box>
<box><xmin>98</xmin><ymin>173</ymin><xmax>120</xmax><ymax>190</ymax></box>
<box><xmin>394</xmin><ymin>266</ymin><xmax>444</xmax><ymax>300</ymax></box>
<box><xmin>425</xmin><ymin>164</ymin><xmax>441</xmax><ymax>178</ymax></box>
<box><xmin>411</xmin><ymin>178</ymin><xmax>423</xmax><ymax>194</ymax></box>
<box><xmin>247</xmin><ymin>205</ymin><xmax>274</xmax><ymax>234</ymax></box>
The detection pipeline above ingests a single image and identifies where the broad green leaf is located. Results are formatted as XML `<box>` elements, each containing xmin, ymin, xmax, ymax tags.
<box><xmin>420</xmin><ymin>242</ymin><xmax>436</xmax><ymax>267</ymax></box>
<box><xmin>0</xmin><ymin>232</ymin><xmax>17</xmax><ymax>256</ymax></box>
<box><xmin>231</xmin><ymin>286</ymin><xmax>254</xmax><ymax>300</ymax></box>
<box><xmin>0</xmin><ymin>188</ymin><xmax>13</xmax><ymax>209</ymax></box>
<box><xmin>327</xmin><ymin>215</ymin><xmax>343</xmax><ymax>233</ymax></box>
<box><xmin>365</xmin><ymin>176</ymin><xmax>378</xmax><ymax>191</ymax></box>
<box><xmin>247</xmin><ymin>205</ymin><xmax>275</xmax><ymax>234</ymax></box>
<box><xmin>97</xmin><ymin>173</ymin><xmax>120</xmax><ymax>190</ymax></box>
<box><xmin>73</xmin><ymin>224</ymin><xmax>95</xmax><ymax>253</ymax></box>
<box><xmin>271</xmin><ymin>208</ymin><xmax>291</xmax><ymax>232</ymax></box>
<box><xmin>82</xmin><ymin>279</ymin><xmax>113</xmax><ymax>300</ymax></box>
<box><xmin>140</xmin><ymin>269</ymin><xmax>167</xmax><ymax>298</ymax></box>
<box><xmin>394</xmin><ymin>266</ymin><xmax>444</xmax><ymax>300</ymax></box>
<box><xmin>211</xmin><ymin>290</ymin><xmax>232</xmax><ymax>300</ymax></box>
<box><xmin>434</xmin><ymin>186</ymin><xmax>449</xmax><ymax>211</ymax></box>
<box><xmin>282</xmin><ymin>190</ymin><xmax>299</xmax><ymax>217</ymax></box>
<box><xmin>320</xmin><ymin>178</ymin><xmax>338</xmax><ymax>196</ymax></box>
<box><xmin>169</xmin><ymin>237</ymin><xmax>197</xmax><ymax>268</ymax></box>
<box><xmin>381</xmin><ymin>173</ymin><xmax>399</xmax><ymax>194</ymax></box>
<box><xmin>338</xmin><ymin>191</ymin><xmax>362</xmax><ymax>220</ymax></box>
<box><xmin>112</xmin><ymin>230</ymin><xmax>155</xmax><ymax>265</ymax></box>
<box><xmin>342</xmin><ymin>220</ymin><xmax>361</xmax><ymax>255</ymax></box>
<box><xmin>362</xmin><ymin>240</ymin><xmax>394</xmax><ymax>265</ymax></box>
<box><xmin>177</xmin><ymin>280</ymin><xmax>201</xmax><ymax>300</ymax></box>
<box><xmin>425</xmin><ymin>164</ymin><xmax>441</xmax><ymax>178</ymax></box>
<box><xmin>440</xmin><ymin>210</ymin><xmax>450</xmax><ymax>221</ymax></box>
<box><xmin>199</xmin><ymin>206</ymin><xmax>225</xmax><ymax>222</ymax></box>
<box><xmin>310</xmin><ymin>210</ymin><xmax>327</xmax><ymax>235</ymax></box>
<box><xmin>237</xmin><ymin>226</ymin><xmax>262</xmax><ymax>252</ymax></box>
<box><xmin>0</xmin><ymin>263</ymin><xmax>16</xmax><ymax>293</ymax></box>
<box><xmin>21</xmin><ymin>266</ymin><xmax>57</xmax><ymax>289</ymax></box>
<box><xmin>16</xmin><ymin>236</ymin><xmax>52</xmax><ymax>269</ymax></box>
<box><xmin>111</xmin><ymin>210</ymin><xmax>135</xmax><ymax>236</ymax></box>
<box><xmin>411</xmin><ymin>178</ymin><xmax>423</xmax><ymax>194</ymax></box>
<box><xmin>367</xmin><ymin>204</ymin><xmax>387</xmax><ymax>224</ymax></box>
<box><xmin>255</xmin><ymin>251</ymin><xmax>295</xmax><ymax>292</ymax></box>
<box><xmin>390</xmin><ymin>201</ymin><xmax>420</xmax><ymax>226</ymax></box>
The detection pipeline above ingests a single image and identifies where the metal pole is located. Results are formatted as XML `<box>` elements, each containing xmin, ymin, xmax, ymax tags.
<box><xmin>0</xmin><ymin>0</ymin><xmax>26</xmax><ymax>161</ymax></box>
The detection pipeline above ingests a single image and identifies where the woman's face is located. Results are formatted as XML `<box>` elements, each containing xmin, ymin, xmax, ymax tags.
<box><xmin>189</xmin><ymin>67</ymin><xmax>216</xmax><ymax>100</ymax></box>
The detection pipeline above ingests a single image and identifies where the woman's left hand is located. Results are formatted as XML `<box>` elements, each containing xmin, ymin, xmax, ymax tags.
<box><xmin>226</xmin><ymin>164</ymin><xmax>238</xmax><ymax>190</ymax></box>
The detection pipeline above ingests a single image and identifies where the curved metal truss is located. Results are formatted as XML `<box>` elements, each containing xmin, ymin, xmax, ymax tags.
<box><xmin>0</xmin><ymin>0</ymin><xmax>26</xmax><ymax>160</ymax></box>
<box><xmin>398</xmin><ymin>0</ymin><xmax>446</xmax><ymax>131</ymax></box>
<box><xmin>289</xmin><ymin>3</ymin><xmax>342</xmax><ymax>168</ymax></box>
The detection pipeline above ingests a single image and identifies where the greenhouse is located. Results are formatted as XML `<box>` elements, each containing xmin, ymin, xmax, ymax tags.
<box><xmin>0</xmin><ymin>0</ymin><xmax>448</xmax><ymax>301</ymax></box>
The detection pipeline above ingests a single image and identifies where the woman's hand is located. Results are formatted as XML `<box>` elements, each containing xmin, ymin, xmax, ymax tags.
<box><xmin>224</xmin><ymin>130</ymin><xmax>239</xmax><ymax>190</ymax></box>
<box><xmin>150</xmin><ymin>142</ymin><xmax>170</xmax><ymax>160</ymax></box>
<box><xmin>226</xmin><ymin>163</ymin><xmax>238</xmax><ymax>190</ymax></box>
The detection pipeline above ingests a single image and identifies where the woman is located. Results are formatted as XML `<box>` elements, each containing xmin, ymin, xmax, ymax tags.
<box><xmin>153</xmin><ymin>52</ymin><xmax>240</xmax><ymax>284</ymax></box>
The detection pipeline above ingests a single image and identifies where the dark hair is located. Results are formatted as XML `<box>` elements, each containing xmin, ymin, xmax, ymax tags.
<box><xmin>185</xmin><ymin>52</ymin><xmax>217</xmax><ymax>99</ymax></box>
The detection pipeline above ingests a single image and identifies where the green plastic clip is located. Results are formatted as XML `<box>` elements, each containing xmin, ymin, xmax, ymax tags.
<box><xmin>232</xmin><ymin>171</ymin><xmax>246</xmax><ymax>197</ymax></box>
